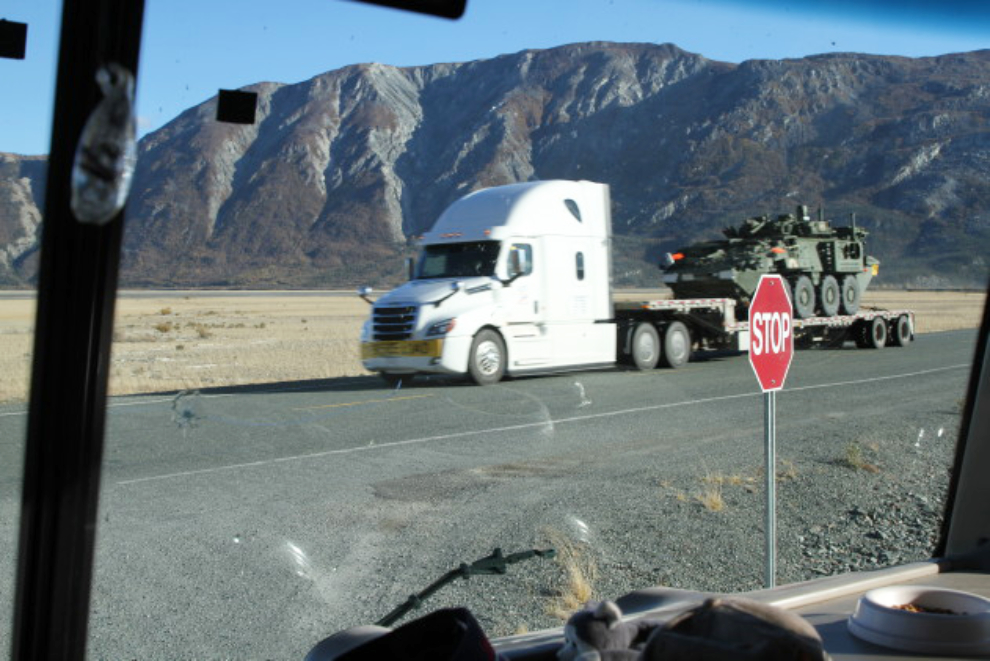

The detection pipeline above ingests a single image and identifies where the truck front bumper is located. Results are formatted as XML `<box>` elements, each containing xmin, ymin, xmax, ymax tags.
<box><xmin>361</xmin><ymin>336</ymin><xmax>471</xmax><ymax>375</ymax></box>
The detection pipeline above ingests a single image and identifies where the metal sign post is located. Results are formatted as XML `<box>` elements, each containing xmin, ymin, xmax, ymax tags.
<box><xmin>764</xmin><ymin>390</ymin><xmax>776</xmax><ymax>588</ymax></box>
<box><xmin>749</xmin><ymin>275</ymin><xmax>793</xmax><ymax>589</ymax></box>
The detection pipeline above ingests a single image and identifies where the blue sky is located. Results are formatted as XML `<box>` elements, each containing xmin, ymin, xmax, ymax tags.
<box><xmin>2</xmin><ymin>0</ymin><xmax>987</xmax><ymax>156</ymax></box>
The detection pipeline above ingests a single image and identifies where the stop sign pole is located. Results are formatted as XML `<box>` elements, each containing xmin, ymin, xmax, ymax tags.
<box><xmin>748</xmin><ymin>275</ymin><xmax>794</xmax><ymax>588</ymax></box>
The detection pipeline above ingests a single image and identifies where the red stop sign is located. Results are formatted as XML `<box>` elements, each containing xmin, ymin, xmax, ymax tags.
<box><xmin>749</xmin><ymin>275</ymin><xmax>793</xmax><ymax>392</ymax></box>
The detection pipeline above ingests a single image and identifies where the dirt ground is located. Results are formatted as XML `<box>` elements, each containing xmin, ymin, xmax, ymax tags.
<box><xmin>0</xmin><ymin>289</ymin><xmax>983</xmax><ymax>402</ymax></box>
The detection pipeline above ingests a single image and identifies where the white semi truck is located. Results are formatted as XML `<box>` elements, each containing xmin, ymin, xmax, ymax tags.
<box><xmin>359</xmin><ymin>180</ymin><xmax>913</xmax><ymax>385</ymax></box>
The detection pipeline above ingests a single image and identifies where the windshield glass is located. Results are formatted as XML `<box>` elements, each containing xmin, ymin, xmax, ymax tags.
<box><xmin>3</xmin><ymin>1</ymin><xmax>989</xmax><ymax>659</ymax></box>
<box><xmin>417</xmin><ymin>241</ymin><xmax>501</xmax><ymax>279</ymax></box>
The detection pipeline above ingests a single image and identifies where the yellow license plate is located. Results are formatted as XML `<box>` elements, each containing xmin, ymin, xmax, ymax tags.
<box><xmin>362</xmin><ymin>339</ymin><xmax>442</xmax><ymax>359</ymax></box>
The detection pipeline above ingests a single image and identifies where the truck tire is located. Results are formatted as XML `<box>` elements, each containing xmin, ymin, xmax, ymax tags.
<box><xmin>630</xmin><ymin>322</ymin><xmax>661</xmax><ymax>370</ymax></box>
<box><xmin>791</xmin><ymin>275</ymin><xmax>817</xmax><ymax>319</ymax></box>
<box><xmin>818</xmin><ymin>275</ymin><xmax>840</xmax><ymax>317</ymax></box>
<box><xmin>468</xmin><ymin>329</ymin><xmax>506</xmax><ymax>385</ymax></box>
<box><xmin>660</xmin><ymin>321</ymin><xmax>691</xmax><ymax>368</ymax></box>
<box><xmin>889</xmin><ymin>314</ymin><xmax>912</xmax><ymax>347</ymax></box>
<box><xmin>857</xmin><ymin>317</ymin><xmax>887</xmax><ymax>349</ymax></box>
<box><xmin>840</xmin><ymin>275</ymin><xmax>861</xmax><ymax>315</ymax></box>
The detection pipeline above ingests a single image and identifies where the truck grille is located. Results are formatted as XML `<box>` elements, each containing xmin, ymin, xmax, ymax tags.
<box><xmin>372</xmin><ymin>306</ymin><xmax>417</xmax><ymax>341</ymax></box>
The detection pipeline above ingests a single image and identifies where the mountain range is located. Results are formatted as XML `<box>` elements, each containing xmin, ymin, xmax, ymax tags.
<box><xmin>2</xmin><ymin>42</ymin><xmax>988</xmax><ymax>288</ymax></box>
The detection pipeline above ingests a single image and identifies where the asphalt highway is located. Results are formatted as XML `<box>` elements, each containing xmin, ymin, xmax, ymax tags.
<box><xmin>0</xmin><ymin>329</ymin><xmax>978</xmax><ymax>658</ymax></box>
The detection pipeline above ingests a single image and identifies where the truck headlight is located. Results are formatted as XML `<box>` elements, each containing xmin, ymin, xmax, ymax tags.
<box><xmin>360</xmin><ymin>320</ymin><xmax>371</xmax><ymax>342</ymax></box>
<box><xmin>426</xmin><ymin>318</ymin><xmax>456</xmax><ymax>336</ymax></box>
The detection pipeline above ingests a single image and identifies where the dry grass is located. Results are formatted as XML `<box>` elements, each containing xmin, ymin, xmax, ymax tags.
<box><xmin>842</xmin><ymin>441</ymin><xmax>881</xmax><ymax>473</ymax></box>
<box><xmin>860</xmin><ymin>290</ymin><xmax>986</xmax><ymax>334</ymax></box>
<box><xmin>543</xmin><ymin>530</ymin><xmax>598</xmax><ymax>621</ymax></box>
<box><xmin>0</xmin><ymin>288</ymin><xmax>982</xmax><ymax>403</ymax></box>
<box><xmin>778</xmin><ymin>459</ymin><xmax>799</xmax><ymax>481</ymax></box>
<box><xmin>696</xmin><ymin>481</ymin><xmax>726</xmax><ymax>512</ymax></box>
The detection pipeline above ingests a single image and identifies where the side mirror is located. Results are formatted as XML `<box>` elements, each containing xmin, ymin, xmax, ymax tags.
<box><xmin>357</xmin><ymin>286</ymin><xmax>374</xmax><ymax>305</ymax></box>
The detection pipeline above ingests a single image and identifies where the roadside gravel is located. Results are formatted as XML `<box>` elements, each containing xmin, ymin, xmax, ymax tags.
<box><xmin>401</xmin><ymin>401</ymin><xmax>960</xmax><ymax>640</ymax></box>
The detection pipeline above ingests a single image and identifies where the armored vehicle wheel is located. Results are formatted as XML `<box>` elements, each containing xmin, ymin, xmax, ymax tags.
<box><xmin>818</xmin><ymin>275</ymin><xmax>840</xmax><ymax>317</ymax></box>
<box><xmin>630</xmin><ymin>322</ymin><xmax>661</xmax><ymax>370</ymax></box>
<box><xmin>858</xmin><ymin>317</ymin><xmax>887</xmax><ymax>349</ymax></box>
<box><xmin>840</xmin><ymin>276</ymin><xmax>861</xmax><ymax>315</ymax></box>
<box><xmin>791</xmin><ymin>275</ymin><xmax>817</xmax><ymax>319</ymax></box>
<box><xmin>889</xmin><ymin>314</ymin><xmax>912</xmax><ymax>347</ymax></box>
<box><xmin>468</xmin><ymin>329</ymin><xmax>506</xmax><ymax>385</ymax></box>
<box><xmin>660</xmin><ymin>321</ymin><xmax>691</xmax><ymax>368</ymax></box>
<box><xmin>380</xmin><ymin>372</ymin><xmax>413</xmax><ymax>388</ymax></box>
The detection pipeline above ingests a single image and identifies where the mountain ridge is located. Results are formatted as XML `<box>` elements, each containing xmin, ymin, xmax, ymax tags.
<box><xmin>2</xmin><ymin>42</ymin><xmax>988</xmax><ymax>288</ymax></box>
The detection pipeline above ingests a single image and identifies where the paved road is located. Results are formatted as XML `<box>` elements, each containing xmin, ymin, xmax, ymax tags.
<box><xmin>0</xmin><ymin>329</ymin><xmax>978</xmax><ymax>658</ymax></box>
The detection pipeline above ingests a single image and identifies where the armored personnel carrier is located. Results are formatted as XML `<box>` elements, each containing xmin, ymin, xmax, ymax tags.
<box><xmin>661</xmin><ymin>205</ymin><xmax>879</xmax><ymax>319</ymax></box>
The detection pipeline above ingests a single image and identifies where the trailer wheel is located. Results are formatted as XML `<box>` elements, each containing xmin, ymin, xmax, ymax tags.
<box><xmin>858</xmin><ymin>317</ymin><xmax>887</xmax><ymax>349</ymax></box>
<box><xmin>840</xmin><ymin>276</ymin><xmax>861</xmax><ymax>315</ymax></box>
<box><xmin>468</xmin><ymin>329</ymin><xmax>506</xmax><ymax>385</ymax></box>
<box><xmin>889</xmin><ymin>314</ymin><xmax>912</xmax><ymax>347</ymax></box>
<box><xmin>630</xmin><ymin>322</ymin><xmax>661</xmax><ymax>370</ymax></box>
<box><xmin>818</xmin><ymin>275</ymin><xmax>840</xmax><ymax>317</ymax></box>
<box><xmin>660</xmin><ymin>321</ymin><xmax>691</xmax><ymax>368</ymax></box>
<box><xmin>791</xmin><ymin>275</ymin><xmax>817</xmax><ymax>319</ymax></box>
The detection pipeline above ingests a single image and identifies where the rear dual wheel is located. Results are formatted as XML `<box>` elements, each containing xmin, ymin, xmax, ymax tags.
<box><xmin>630</xmin><ymin>322</ymin><xmax>661</xmax><ymax>370</ymax></box>
<box><xmin>629</xmin><ymin>321</ymin><xmax>691</xmax><ymax>370</ymax></box>
<box><xmin>888</xmin><ymin>314</ymin><xmax>912</xmax><ymax>347</ymax></box>
<box><xmin>660</xmin><ymin>321</ymin><xmax>691</xmax><ymax>368</ymax></box>
<box><xmin>855</xmin><ymin>317</ymin><xmax>887</xmax><ymax>349</ymax></box>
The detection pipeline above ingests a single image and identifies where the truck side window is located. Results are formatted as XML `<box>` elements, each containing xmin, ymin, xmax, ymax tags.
<box><xmin>564</xmin><ymin>199</ymin><xmax>582</xmax><ymax>222</ymax></box>
<box><xmin>509</xmin><ymin>243</ymin><xmax>533</xmax><ymax>277</ymax></box>
<box><xmin>576</xmin><ymin>251</ymin><xmax>585</xmax><ymax>280</ymax></box>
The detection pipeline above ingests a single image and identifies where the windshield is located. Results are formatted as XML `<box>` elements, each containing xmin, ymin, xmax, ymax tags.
<box><xmin>2</xmin><ymin>1</ymin><xmax>989</xmax><ymax>659</ymax></box>
<box><xmin>416</xmin><ymin>241</ymin><xmax>501</xmax><ymax>279</ymax></box>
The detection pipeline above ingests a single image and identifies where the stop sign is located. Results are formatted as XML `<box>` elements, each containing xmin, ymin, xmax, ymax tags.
<box><xmin>749</xmin><ymin>275</ymin><xmax>793</xmax><ymax>392</ymax></box>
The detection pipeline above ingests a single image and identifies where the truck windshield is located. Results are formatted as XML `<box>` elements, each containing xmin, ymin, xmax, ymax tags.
<box><xmin>416</xmin><ymin>241</ymin><xmax>501</xmax><ymax>279</ymax></box>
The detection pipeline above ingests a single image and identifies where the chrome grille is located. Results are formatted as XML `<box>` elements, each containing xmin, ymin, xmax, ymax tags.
<box><xmin>372</xmin><ymin>306</ymin><xmax>417</xmax><ymax>341</ymax></box>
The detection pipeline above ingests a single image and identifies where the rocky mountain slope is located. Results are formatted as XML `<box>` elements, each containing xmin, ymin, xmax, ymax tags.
<box><xmin>2</xmin><ymin>42</ymin><xmax>988</xmax><ymax>288</ymax></box>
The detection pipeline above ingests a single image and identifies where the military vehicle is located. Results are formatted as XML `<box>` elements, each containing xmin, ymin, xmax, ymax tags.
<box><xmin>661</xmin><ymin>205</ymin><xmax>880</xmax><ymax>319</ymax></box>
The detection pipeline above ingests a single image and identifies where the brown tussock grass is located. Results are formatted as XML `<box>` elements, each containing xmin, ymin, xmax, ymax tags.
<box><xmin>543</xmin><ymin>530</ymin><xmax>598</xmax><ymax>621</ymax></box>
<box><xmin>843</xmin><ymin>441</ymin><xmax>881</xmax><ymax>473</ymax></box>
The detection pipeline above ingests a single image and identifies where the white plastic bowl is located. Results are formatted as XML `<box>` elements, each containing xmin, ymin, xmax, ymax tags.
<box><xmin>848</xmin><ymin>585</ymin><xmax>990</xmax><ymax>655</ymax></box>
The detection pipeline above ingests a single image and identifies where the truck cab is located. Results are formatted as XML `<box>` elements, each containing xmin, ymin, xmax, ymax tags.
<box><xmin>360</xmin><ymin>180</ymin><xmax>618</xmax><ymax>385</ymax></box>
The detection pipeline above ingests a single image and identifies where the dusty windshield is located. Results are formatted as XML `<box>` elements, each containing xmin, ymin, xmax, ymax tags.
<box><xmin>1</xmin><ymin>1</ymin><xmax>988</xmax><ymax>659</ymax></box>
<box><xmin>417</xmin><ymin>241</ymin><xmax>501</xmax><ymax>279</ymax></box>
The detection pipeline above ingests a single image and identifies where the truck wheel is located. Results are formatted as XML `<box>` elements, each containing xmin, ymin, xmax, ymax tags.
<box><xmin>840</xmin><ymin>276</ymin><xmax>861</xmax><ymax>315</ymax></box>
<box><xmin>859</xmin><ymin>317</ymin><xmax>887</xmax><ymax>349</ymax></box>
<box><xmin>889</xmin><ymin>314</ymin><xmax>912</xmax><ymax>347</ymax></box>
<box><xmin>660</xmin><ymin>321</ymin><xmax>691</xmax><ymax>368</ymax></box>
<box><xmin>468</xmin><ymin>329</ymin><xmax>506</xmax><ymax>385</ymax></box>
<box><xmin>630</xmin><ymin>322</ymin><xmax>661</xmax><ymax>370</ymax></box>
<box><xmin>791</xmin><ymin>276</ymin><xmax>816</xmax><ymax>319</ymax></box>
<box><xmin>818</xmin><ymin>275</ymin><xmax>840</xmax><ymax>317</ymax></box>
<box><xmin>380</xmin><ymin>372</ymin><xmax>413</xmax><ymax>388</ymax></box>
